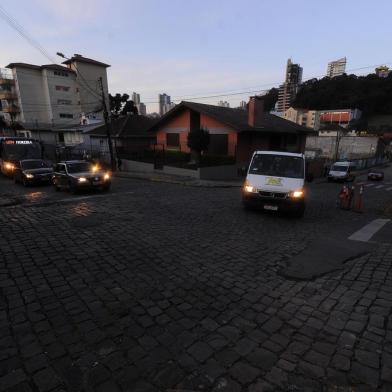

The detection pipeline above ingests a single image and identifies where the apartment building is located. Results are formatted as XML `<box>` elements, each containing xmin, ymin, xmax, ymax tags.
<box><xmin>277</xmin><ymin>59</ymin><xmax>303</xmax><ymax>112</ymax></box>
<box><xmin>284</xmin><ymin>107</ymin><xmax>361</xmax><ymax>133</ymax></box>
<box><xmin>327</xmin><ymin>57</ymin><xmax>346</xmax><ymax>78</ymax></box>
<box><xmin>0</xmin><ymin>54</ymin><xmax>109</xmax><ymax>145</ymax></box>
<box><xmin>0</xmin><ymin>55</ymin><xmax>109</xmax><ymax>128</ymax></box>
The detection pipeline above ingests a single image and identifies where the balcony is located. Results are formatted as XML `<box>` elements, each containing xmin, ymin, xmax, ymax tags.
<box><xmin>0</xmin><ymin>77</ymin><xmax>14</xmax><ymax>86</ymax></box>
<box><xmin>2</xmin><ymin>105</ymin><xmax>20</xmax><ymax>114</ymax></box>
<box><xmin>0</xmin><ymin>91</ymin><xmax>16</xmax><ymax>100</ymax></box>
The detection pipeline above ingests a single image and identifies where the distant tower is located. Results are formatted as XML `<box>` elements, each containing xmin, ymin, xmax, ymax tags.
<box><xmin>327</xmin><ymin>57</ymin><xmax>346</xmax><ymax>78</ymax></box>
<box><xmin>159</xmin><ymin>93</ymin><xmax>172</xmax><ymax>116</ymax></box>
<box><xmin>277</xmin><ymin>59</ymin><xmax>303</xmax><ymax>112</ymax></box>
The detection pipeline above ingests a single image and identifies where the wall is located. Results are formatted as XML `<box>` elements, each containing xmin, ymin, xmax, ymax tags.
<box><xmin>42</xmin><ymin>69</ymin><xmax>80</xmax><ymax>126</ymax></box>
<box><xmin>68</xmin><ymin>60</ymin><xmax>108</xmax><ymax>122</ymax></box>
<box><xmin>199</xmin><ymin>164</ymin><xmax>239</xmax><ymax>180</ymax></box>
<box><xmin>306</xmin><ymin>136</ymin><xmax>380</xmax><ymax>159</ymax></box>
<box><xmin>14</xmin><ymin>67</ymin><xmax>49</xmax><ymax>125</ymax></box>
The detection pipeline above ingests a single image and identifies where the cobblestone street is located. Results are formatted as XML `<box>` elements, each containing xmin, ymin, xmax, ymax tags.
<box><xmin>1</xmin><ymin>174</ymin><xmax>392</xmax><ymax>392</ymax></box>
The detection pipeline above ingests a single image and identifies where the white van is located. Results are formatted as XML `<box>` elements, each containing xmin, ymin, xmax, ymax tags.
<box><xmin>242</xmin><ymin>151</ymin><xmax>308</xmax><ymax>217</ymax></box>
<box><xmin>328</xmin><ymin>161</ymin><xmax>356</xmax><ymax>182</ymax></box>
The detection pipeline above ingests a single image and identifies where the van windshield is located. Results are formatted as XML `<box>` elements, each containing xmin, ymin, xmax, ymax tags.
<box><xmin>249</xmin><ymin>154</ymin><xmax>304</xmax><ymax>179</ymax></box>
<box><xmin>331</xmin><ymin>165</ymin><xmax>348</xmax><ymax>172</ymax></box>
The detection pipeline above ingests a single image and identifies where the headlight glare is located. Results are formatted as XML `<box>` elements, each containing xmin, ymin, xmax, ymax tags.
<box><xmin>25</xmin><ymin>173</ymin><xmax>34</xmax><ymax>179</ymax></box>
<box><xmin>104</xmin><ymin>173</ymin><xmax>110</xmax><ymax>180</ymax></box>
<box><xmin>78</xmin><ymin>177</ymin><xmax>87</xmax><ymax>183</ymax></box>
<box><xmin>291</xmin><ymin>190</ymin><xmax>304</xmax><ymax>198</ymax></box>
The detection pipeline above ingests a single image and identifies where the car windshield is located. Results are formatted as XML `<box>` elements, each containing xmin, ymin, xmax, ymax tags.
<box><xmin>331</xmin><ymin>165</ymin><xmax>348</xmax><ymax>172</ymax></box>
<box><xmin>67</xmin><ymin>162</ymin><xmax>92</xmax><ymax>173</ymax></box>
<box><xmin>21</xmin><ymin>160</ymin><xmax>49</xmax><ymax>169</ymax></box>
<box><xmin>249</xmin><ymin>154</ymin><xmax>304</xmax><ymax>179</ymax></box>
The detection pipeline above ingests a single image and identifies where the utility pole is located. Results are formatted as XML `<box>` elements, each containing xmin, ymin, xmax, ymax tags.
<box><xmin>98</xmin><ymin>77</ymin><xmax>115</xmax><ymax>171</ymax></box>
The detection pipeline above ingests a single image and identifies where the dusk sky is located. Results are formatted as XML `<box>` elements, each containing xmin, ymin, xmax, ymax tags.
<box><xmin>1</xmin><ymin>0</ymin><xmax>391</xmax><ymax>113</ymax></box>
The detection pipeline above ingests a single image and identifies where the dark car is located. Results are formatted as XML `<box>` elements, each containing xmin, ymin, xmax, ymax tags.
<box><xmin>368</xmin><ymin>169</ymin><xmax>384</xmax><ymax>181</ymax></box>
<box><xmin>52</xmin><ymin>160</ymin><xmax>111</xmax><ymax>193</ymax></box>
<box><xmin>14</xmin><ymin>159</ymin><xmax>53</xmax><ymax>186</ymax></box>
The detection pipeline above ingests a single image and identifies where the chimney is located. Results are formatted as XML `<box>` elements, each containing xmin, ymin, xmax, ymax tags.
<box><xmin>248</xmin><ymin>96</ymin><xmax>264</xmax><ymax>128</ymax></box>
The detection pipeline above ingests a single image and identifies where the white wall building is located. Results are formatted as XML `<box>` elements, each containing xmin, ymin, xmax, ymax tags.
<box><xmin>327</xmin><ymin>57</ymin><xmax>346</xmax><ymax>78</ymax></box>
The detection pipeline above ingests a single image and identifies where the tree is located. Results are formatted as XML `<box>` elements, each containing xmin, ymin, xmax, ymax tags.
<box><xmin>263</xmin><ymin>87</ymin><xmax>279</xmax><ymax>111</ymax></box>
<box><xmin>109</xmin><ymin>93</ymin><xmax>130</xmax><ymax>116</ymax></box>
<box><xmin>187</xmin><ymin>128</ymin><xmax>210</xmax><ymax>165</ymax></box>
<box><xmin>121</xmin><ymin>100</ymin><xmax>138</xmax><ymax>115</ymax></box>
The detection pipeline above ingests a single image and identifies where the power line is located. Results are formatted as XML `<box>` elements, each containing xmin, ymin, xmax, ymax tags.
<box><xmin>0</xmin><ymin>5</ymin><xmax>56</xmax><ymax>63</ymax></box>
<box><xmin>140</xmin><ymin>61</ymin><xmax>392</xmax><ymax>104</ymax></box>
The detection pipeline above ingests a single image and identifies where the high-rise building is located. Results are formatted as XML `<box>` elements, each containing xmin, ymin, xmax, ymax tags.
<box><xmin>239</xmin><ymin>101</ymin><xmax>247</xmax><ymax>110</ymax></box>
<box><xmin>276</xmin><ymin>59</ymin><xmax>303</xmax><ymax>112</ymax></box>
<box><xmin>138</xmin><ymin>102</ymin><xmax>147</xmax><ymax>116</ymax></box>
<box><xmin>217</xmin><ymin>100</ymin><xmax>230</xmax><ymax>107</ymax></box>
<box><xmin>132</xmin><ymin>92</ymin><xmax>147</xmax><ymax>115</ymax></box>
<box><xmin>375</xmin><ymin>65</ymin><xmax>390</xmax><ymax>78</ymax></box>
<box><xmin>159</xmin><ymin>93</ymin><xmax>172</xmax><ymax>116</ymax></box>
<box><xmin>327</xmin><ymin>57</ymin><xmax>346</xmax><ymax>78</ymax></box>
<box><xmin>1</xmin><ymin>54</ymin><xmax>110</xmax><ymax>129</ymax></box>
<box><xmin>132</xmin><ymin>92</ymin><xmax>140</xmax><ymax>105</ymax></box>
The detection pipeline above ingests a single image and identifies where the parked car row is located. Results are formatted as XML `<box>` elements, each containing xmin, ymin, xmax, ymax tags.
<box><xmin>8</xmin><ymin>159</ymin><xmax>111</xmax><ymax>193</ymax></box>
<box><xmin>327</xmin><ymin>160</ymin><xmax>385</xmax><ymax>182</ymax></box>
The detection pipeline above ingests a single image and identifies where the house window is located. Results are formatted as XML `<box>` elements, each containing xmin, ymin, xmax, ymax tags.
<box><xmin>57</xmin><ymin>99</ymin><xmax>72</xmax><ymax>105</ymax></box>
<box><xmin>208</xmin><ymin>134</ymin><xmax>228</xmax><ymax>155</ymax></box>
<box><xmin>55</xmin><ymin>85</ymin><xmax>70</xmax><ymax>92</ymax></box>
<box><xmin>59</xmin><ymin>113</ymin><xmax>73</xmax><ymax>119</ymax></box>
<box><xmin>166</xmin><ymin>133</ymin><xmax>180</xmax><ymax>148</ymax></box>
<box><xmin>54</xmin><ymin>71</ymin><xmax>69</xmax><ymax>77</ymax></box>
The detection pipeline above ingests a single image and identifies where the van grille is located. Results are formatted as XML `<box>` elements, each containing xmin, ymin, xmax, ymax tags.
<box><xmin>259</xmin><ymin>191</ymin><xmax>287</xmax><ymax>199</ymax></box>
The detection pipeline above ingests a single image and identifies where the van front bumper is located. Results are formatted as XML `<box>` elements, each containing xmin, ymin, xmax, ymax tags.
<box><xmin>242</xmin><ymin>191</ymin><xmax>305</xmax><ymax>212</ymax></box>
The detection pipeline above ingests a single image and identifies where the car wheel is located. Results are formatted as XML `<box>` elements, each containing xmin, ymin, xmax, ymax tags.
<box><xmin>327</xmin><ymin>177</ymin><xmax>332</xmax><ymax>182</ymax></box>
<box><xmin>102</xmin><ymin>185</ymin><xmax>111</xmax><ymax>192</ymax></box>
<box><xmin>14</xmin><ymin>175</ymin><xmax>18</xmax><ymax>184</ymax></box>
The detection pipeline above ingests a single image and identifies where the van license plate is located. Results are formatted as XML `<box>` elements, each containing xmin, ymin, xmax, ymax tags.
<box><xmin>264</xmin><ymin>205</ymin><xmax>278</xmax><ymax>211</ymax></box>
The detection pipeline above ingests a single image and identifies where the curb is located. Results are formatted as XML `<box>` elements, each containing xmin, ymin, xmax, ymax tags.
<box><xmin>114</xmin><ymin>172</ymin><xmax>242</xmax><ymax>188</ymax></box>
<box><xmin>0</xmin><ymin>195</ymin><xmax>22</xmax><ymax>207</ymax></box>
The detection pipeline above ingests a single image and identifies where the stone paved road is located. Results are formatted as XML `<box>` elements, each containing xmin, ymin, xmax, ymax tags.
<box><xmin>0</xmin><ymin>170</ymin><xmax>392</xmax><ymax>392</ymax></box>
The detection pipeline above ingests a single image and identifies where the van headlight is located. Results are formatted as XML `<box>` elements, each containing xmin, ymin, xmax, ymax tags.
<box><xmin>290</xmin><ymin>189</ymin><xmax>304</xmax><ymax>198</ymax></box>
<box><xmin>104</xmin><ymin>173</ymin><xmax>110</xmax><ymax>180</ymax></box>
<box><xmin>244</xmin><ymin>181</ymin><xmax>257</xmax><ymax>193</ymax></box>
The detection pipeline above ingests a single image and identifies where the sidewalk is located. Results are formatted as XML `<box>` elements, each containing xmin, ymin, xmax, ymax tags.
<box><xmin>115</xmin><ymin>170</ymin><xmax>243</xmax><ymax>188</ymax></box>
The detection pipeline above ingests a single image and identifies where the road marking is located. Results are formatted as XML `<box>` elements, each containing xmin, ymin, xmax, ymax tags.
<box><xmin>348</xmin><ymin>219</ymin><xmax>391</xmax><ymax>242</ymax></box>
<box><xmin>386</xmin><ymin>187</ymin><xmax>392</xmax><ymax>191</ymax></box>
<box><xmin>365</xmin><ymin>183</ymin><xmax>375</xmax><ymax>187</ymax></box>
<box><xmin>375</xmin><ymin>185</ymin><xmax>384</xmax><ymax>189</ymax></box>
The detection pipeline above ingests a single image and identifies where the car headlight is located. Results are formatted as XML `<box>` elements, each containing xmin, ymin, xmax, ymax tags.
<box><xmin>243</xmin><ymin>180</ymin><xmax>257</xmax><ymax>193</ymax></box>
<box><xmin>25</xmin><ymin>173</ymin><xmax>34</xmax><ymax>179</ymax></box>
<box><xmin>104</xmin><ymin>173</ymin><xmax>110</xmax><ymax>180</ymax></box>
<box><xmin>92</xmin><ymin>165</ymin><xmax>100</xmax><ymax>172</ymax></box>
<box><xmin>4</xmin><ymin>162</ymin><xmax>15</xmax><ymax>170</ymax></box>
<box><xmin>290</xmin><ymin>189</ymin><xmax>304</xmax><ymax>198</ymax></box>
<box><xmin>78</xmin><ymin>177</ymin><xmax>87</xmax><ymax>183</ymax></box>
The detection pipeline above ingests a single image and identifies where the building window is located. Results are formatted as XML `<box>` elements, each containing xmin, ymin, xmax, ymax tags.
<box><xmin>166</xmin><ymin>133</ymin><xmax>179</xmax><ymax>148</ymax></box>
<box><xmin>54</xmin><ymin>71</ymin><xmax>69</xmax><ymax>77</ymax></box>
<box><xmin>59</xmin><ymin>113</ymin><xmax>73</xmax><ymax>119</ymax></box>
<box><xmin>57</xmin><ymin>99</ymin><xmax>72</xmax><ymax>105</ymax></box>
<box><xmin>208</xmin><ymin>134</ymin><xmax>228</xmax><ymax>155</ymax></box>
<box><xmin>58</xmin><ymin>132</ymin><xmax>65</xmax><ymax>143</ymax></box>
<box><xmin>55</xmin><ymin>85</ymin><xmax>70</xmax><ymax>92</ymax></box>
